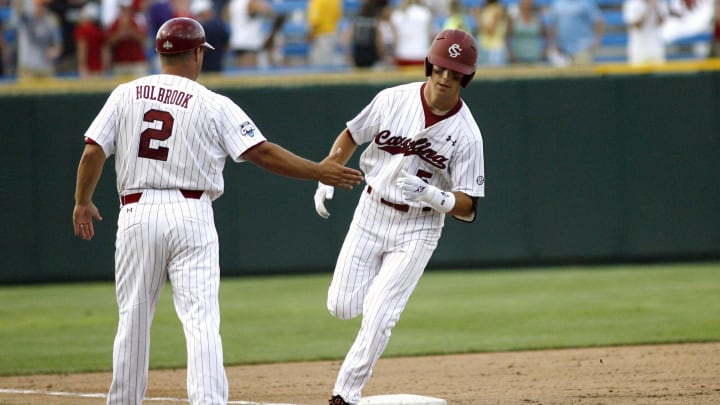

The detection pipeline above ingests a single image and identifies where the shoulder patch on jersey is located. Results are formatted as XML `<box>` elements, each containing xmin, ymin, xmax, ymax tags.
<box><xmin>477</xmin><ymin>176</ymin><xmax>485</xmax><ymax>186</ymax></box>
<box><xmin>240</xmin><ymin>121</ymin><xmax>256</xmax><ymax>137</ymax></box>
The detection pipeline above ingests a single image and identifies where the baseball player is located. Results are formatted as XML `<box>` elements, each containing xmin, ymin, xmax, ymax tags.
<box><xmin>313</xmin><ymin>29</ymin><xmax>485</xmax><ymax>405</ymax></box>
<box><xmin>72</xmin><ymin>18</ymin><xmax>362</xmax><ymax>405</ymax></box>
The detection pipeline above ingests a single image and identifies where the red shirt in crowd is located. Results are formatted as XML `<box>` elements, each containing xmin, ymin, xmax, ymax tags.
<box><xmin>106</xmin><ymin>15</ymin><xmax>147</xmax><ymax>63</ymax></box>
<box><xmin>74</xmin><ymin>21</ymin><xmax>106</xmax><ymax>73</ymax></box>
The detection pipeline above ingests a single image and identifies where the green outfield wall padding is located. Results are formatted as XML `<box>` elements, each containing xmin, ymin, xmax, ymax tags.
<box><xmin>2</xmin><ymin>73</ymin><xmax>719</xmax><ymax>283</ymax></box>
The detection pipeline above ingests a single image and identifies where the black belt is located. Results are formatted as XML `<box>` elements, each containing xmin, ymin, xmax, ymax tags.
<box><xmin>120</xmin><ymin>189</ymin><xmax>203</xmax><ymax>205</ymax></box>
<box><xmin>367</xmin><ymin>186</ymin><xmax>431</xmax><ymax>212</ymax></box>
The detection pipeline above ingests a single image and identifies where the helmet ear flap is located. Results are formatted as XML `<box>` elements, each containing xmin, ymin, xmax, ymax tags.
<box><xmin>425</xmin><ymin>58</ymin><xmax>433</xmax><ymax>77</ymax></box>
<box><xmin>461</xmin><ymin>71</ymin><xmax>475</xmax><ymax>87</ymax></box>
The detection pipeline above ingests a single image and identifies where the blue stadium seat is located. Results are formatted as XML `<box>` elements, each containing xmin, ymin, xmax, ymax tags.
<box><xmin>603</xmin><ymin>10</ymin><xmax>624</xmax><ymax>26</ymax></box>
<box><xmin>344</xmin><ymin>0</ymin><xmax>362</xmax><ymax>14</ymax></box>
<box><xmin>1</xmin><ymin>6</ymin><xmax>14</xmax><ymax>44</ymax></box>
<box><xmin>463</xmin><ymin>0</ymin><xmax>483</xmax><ymax>7</ymax></box>
<box><xmin>272</xmin><ymin>2</ymin><xmax>305</xmax><ymax>14</ymax></box>
<box><xmin>281</xmin><ymin>21</ymin><xmax>308</xmax><ymax>36</ymax></box>
<box><xmin>596</xmin><ymin>0</ymin><xmax>624</xmax><ymax>6</ymax></box>
<box><xmin>601</xmin><ymin>33</ymin><xmax>628</xmax><ymax>47</ymax></box>
<box><xmin>283</xmin><ymin>42</ymin><xmax>310</xmax><ymax>57</ymax></box>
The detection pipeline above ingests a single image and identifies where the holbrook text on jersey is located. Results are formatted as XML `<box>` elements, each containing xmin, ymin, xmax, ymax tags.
<box><xmin>135</xmin><ymin>85</ymin><xmax>193</xmax><ymax>109</ymax></box>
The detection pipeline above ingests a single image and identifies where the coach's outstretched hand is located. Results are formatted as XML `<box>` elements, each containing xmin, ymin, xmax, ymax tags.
<box><xmin>243</xmin><ymin>143</ymin><xmax>362</xmax><ymax>189</ymax></box>
<box><xmin>318</xmin><ymin>148</ymin><xmax>364</xmax><ymax>190</ymax></box>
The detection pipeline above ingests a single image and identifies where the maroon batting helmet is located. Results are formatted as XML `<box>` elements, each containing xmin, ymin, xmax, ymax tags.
<box><xmin>156</xmin><ymin>17</ymin><xmax>215</xmax><ymax>55</ymax></box>
<box><xmin>425</xmin><ymin>29</ymin><xmax>478</xmax><ymax>87</ymax></box>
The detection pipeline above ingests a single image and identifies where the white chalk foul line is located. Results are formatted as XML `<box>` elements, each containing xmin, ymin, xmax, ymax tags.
<box><xmin>0</xmin><ymin>388</ymin><xmax>298</xmax><ymax>405</ymax></box>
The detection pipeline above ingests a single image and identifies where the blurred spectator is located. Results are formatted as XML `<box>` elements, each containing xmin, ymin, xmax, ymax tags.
<box><xmin>376</xmin><ymin>1</ymin><xmax>396</xmax><ymax>66</ymax></box>
<box><xmin>473</xmin><ymin>0</ymin><xmax>510</xmax><ymax>66</ymax></box>
<box><xmin>213</xmin><ymin>0</ymin><xmax>228</xmax><ymax>16</ymax></box>
<box><xmin>507</xmin><ymin>0</ymin><xmax>546</xmax><ymax>64</ymax></box>
<box><xmin>623</xmin><ymin>0</ymin><xmax>668</xmax><ymax>64</ymax></box>
<box><xmin>145</xmin><ymin>0</ymin><xmax>172</xmax><ymax>71</ymax></box>
<box><xmin>545</xmin><ymin>0</ymin><xmax>605</xmax><ymax>66</ymax></box>
<box><xmin>227</xmin><ymin>0</ymin><xmax>274</xmax><ymax>68</ymax></box>
<box><xmin>15</xmin><ymin>0</ymin><xmax>63</xmax><ymax>79</ymax></box>
<box><xmin>424</xmin><ymin>0</ymin><xmax>451</xmax><ymax>20</ymax></box>
<box><xmin>265</xmin><ymin>13</ymin><xmax>288</xmax><ymax>66</ymax></box>
<box><xmin>146</xmin><ymin>0</ymin><xmax>172</xmax><ymax>38</ymax></box>
<box><xmin>662</xmin><ymin>0</ymin><xmax>714</xmax><ymax>50</ymax></box>
<box><xmin>0</xmin><ymin>0</ymin><xmax>12</xmax><ymax>77</ymax></box>
<box><xmin>172</xmin><ymin>0</ymin><xmax>190</xmax><ymax>16</ymax></box>
<box><xmin>102</xmin><ymin>0</ymin><xmax>121</xmax><ymax>27</ymax></box>
<box><xmin>74</xmin><ymin>1</ymin><xmax>108</xmax><ymax>77</ymax></box>
<box><xmin>711</xmin><ymin>0</ymin><xmax>720</xmax><ymax>56</ymax></box>
<box><xmin>342</xmin><ymin>0</ymin><xmax>386</xmax><ymax>68</ymax></box>
<box><xmin>0</xmin><ymin>19</ymin><xmax>5</xmax><ymax>76</ymax></box>
<box><xmin>391</xmin><ymin>0</ymin><xmax>434</xmax><ymax>66</ymax></box>
<box><xmin>442</xmin><ymin>0</ymin><xmax>474</xmax><ymax>33</ymax></box>
<box><xmin>48</xmin><ymin>0</ymin><xmax>85</xmax><ymax>73</ymax></box>
<box><xmin>106</xmin><ymin>0</ymin><xmax>148</xmax><ymax>76</ymax></box>
<box><xmin>191</xmin><ymin>0</ymin><xmax>229</xmax><ymax>72</ymax></box>
<box><xmin>306</xmin><ymin>0</ymin><xmax>343</xmax><ymax>66</ymax></box>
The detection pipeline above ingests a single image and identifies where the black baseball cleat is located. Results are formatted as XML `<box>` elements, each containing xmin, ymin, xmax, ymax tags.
<box><xmin>329</xmin><ymin>395</ymin><xmax>350</xmax><ymax>405</ymax></box>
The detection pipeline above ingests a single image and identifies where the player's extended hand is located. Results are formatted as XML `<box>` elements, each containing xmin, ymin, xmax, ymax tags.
<box><xmin>318</xmin><ymin>148</ymin><xmax>364</xmax><ymax>190</ymax></box>
<box><xmin>73</xmin><ymin>202</ymin><xmax>102</xmax><ymax>241</ymax></box>
<box><xmin>314</xmin><ymin>182</ymin><xmax>335</xmax><ymax>219</ymax></box>
<box><xmin>396</xmin><ymin>170</ymin><xmax>431</xmax><ymax>202</ymax></box>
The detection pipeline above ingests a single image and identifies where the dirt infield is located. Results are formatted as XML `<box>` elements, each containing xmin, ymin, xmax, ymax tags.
<box><xmin>0</xmin><ymin>342</ymin><xmax>718</xmax><ymax>405</ymax></box>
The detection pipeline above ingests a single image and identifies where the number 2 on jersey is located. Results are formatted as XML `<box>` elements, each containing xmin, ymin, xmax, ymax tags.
<box><xmin>138</xmin><ymin>109</ymin><xmax>173</xmax><ymax>161</ymax></box>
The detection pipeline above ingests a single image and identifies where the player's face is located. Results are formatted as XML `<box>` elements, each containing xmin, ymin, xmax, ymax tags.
<box><xmin>429</xmin><ymin>65</ymin><xmax>463</xmax><ymax>97</ymax></box>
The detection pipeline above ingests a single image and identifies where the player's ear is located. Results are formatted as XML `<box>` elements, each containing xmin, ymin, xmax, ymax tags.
<box><xmin>190</xmin><ymin>47</ymin><xmax>200</xmax><ymax>63</ymax></box>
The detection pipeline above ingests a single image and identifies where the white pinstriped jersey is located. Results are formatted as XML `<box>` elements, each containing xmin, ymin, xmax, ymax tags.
<box><xmin>347</xmin><ymin>81</ymin><xmax>485</xmax><ymax>207</ymax></box>
<box><xmin>84</xmin><ymin>74</ymin><xmax>266</xmax><ymax>201</ymax></box>
<box><xmin>328</xmin><ymin>81</ymin><xmax>486</xmax><ymax>403</ymax></box>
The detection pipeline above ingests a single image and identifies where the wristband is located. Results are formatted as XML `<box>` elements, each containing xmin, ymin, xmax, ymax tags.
<box><xmin>422</xmin><ymin>187</ymin><xmax>456</xmax><ymax>214</ymax></box>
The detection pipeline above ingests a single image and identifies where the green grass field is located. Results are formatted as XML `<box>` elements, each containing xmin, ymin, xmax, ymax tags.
<box><xmin>0</xmin><ymin>261</ymin><xmax>718</xmax><ymax>376</ymax></box>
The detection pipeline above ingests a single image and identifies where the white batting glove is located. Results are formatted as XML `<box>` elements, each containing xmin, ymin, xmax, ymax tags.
<box><xmin>314</xmin><ymin>182</ymin><xmax>335</xmax><ymax>219</ymax></box>
<box><xmin>396</xmin><ymin>172</ymin><xmax>429</xmax><ymax>202</ymax></box>
<box><xmin>397</xmin><ymin>170</ymin><xmax>456</xmax><ymax>213</ymax></box>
